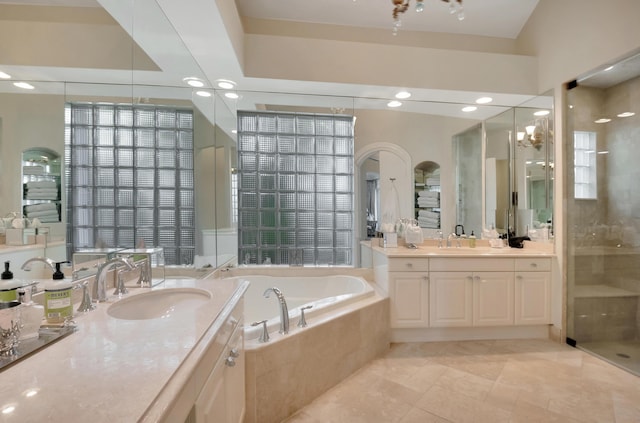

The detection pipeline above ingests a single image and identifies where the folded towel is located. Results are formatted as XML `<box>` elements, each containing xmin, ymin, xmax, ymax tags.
<box><xmin>418</xmin><ymin>210</ymin><xmax>440</xmax><ymax>219</ymax></box>
<box><xmin>426</xmin><ymin>177</ymin><xmax>440</xmax><ymax>186</ymax></box>
<box><xmin>417</xmin><ymin>200</ymin><xmax>439</xmax><ymax>207</ymax></box>
<box><xmin>25</xmin><ymin>203</ymin><xmax>58</xmax><ymax>213</ymax></box>
<box><xmin>26</xmin><ymin>180</ymin><xmax>57</xmax><ymax>189</ymax></box>
<box><xmin>418</xmin><ymin>190</ymin><xmax>439</xmax><ymax>198</ymax></box>
<box><xmin>37</xmin><ymin>215</ymin><xmax>60</xmax><ymax>223</ymax></box>
<box><xmin>25</xmin><ymin>210</ymin><xmax>59</xmax><ymax>218</ymax></box>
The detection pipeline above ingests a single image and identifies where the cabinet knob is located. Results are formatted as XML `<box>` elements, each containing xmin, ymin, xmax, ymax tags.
<box><xmin>229</xmin><ymin>348</ymin><xmax>240</xmax><ymax>358</ymax></box>
<box><xmin>530</xmin><ymin>263</ymin><xmax>538</xmax><ymax>268</ymax></box>
<box><xmin>225</xmin><ymin>356</ymin><xmax>236</xmax><ymax>367</ymax></box>
<box><xmin>406</xmin><ymin>263</ymin><xmax>413</xmax><ymax>268</ymax></box>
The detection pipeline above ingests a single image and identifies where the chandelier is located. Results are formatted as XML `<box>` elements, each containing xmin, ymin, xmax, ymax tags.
<box><xmin>392</xmin><ymin>0</ymin><xmax>464</xmax><ymax>34</ymax></box>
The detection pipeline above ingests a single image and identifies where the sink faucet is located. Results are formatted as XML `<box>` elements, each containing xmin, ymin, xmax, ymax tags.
<box><xmin>21</xmin><ymin>256</ymin><xmax>56</xmax><ymax>273</ymax></box>
<box><xmin>447</xmin><ymin>233</ymin><xmax>461</xmax><ymax>248</ymax></box>
<box><xmin>263</xmin><ymin>287</ymin><xmax>289</xmax><ymax>334</ymax></box>
<box><xmin>93</xmin><ymin>257</ymin><xmax>135</xmax><ymax>302</ymax></box>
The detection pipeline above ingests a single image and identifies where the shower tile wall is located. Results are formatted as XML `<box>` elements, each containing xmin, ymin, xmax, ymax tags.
<box><xmin>567</xmin><ymin>74</ymin><xmax>640</xmax><ymax>343</ymax></box>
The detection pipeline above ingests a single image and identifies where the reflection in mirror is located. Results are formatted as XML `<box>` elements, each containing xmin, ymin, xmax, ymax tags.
<box><xmin>484</xmin><ymin>109</ymin><xmax>512</xmax><ymax>236</ymax></box>
<box><xmin>362</xmin><ymin>155</ymin><xmax>380</xmax><ymax>239</ymax></box>
<box><xmin>22</xmin><ymin>147</ymin><xmax>61</xmax><ymax>225</ymax></box>
<box><xmin>454</xmin><ymin>124</ymin><xmax>482</xmax><ymax>237</ymax></box>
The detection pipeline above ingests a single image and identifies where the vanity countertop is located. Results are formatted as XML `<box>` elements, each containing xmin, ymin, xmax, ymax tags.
<box><xmin>363</xmin><ymin>240</ymin><xmax>555</xmax><ymax>258</ymax></box>
<box><xmin>0</xmin><ymin>276</ymin><xmax>248</xmax><ymax>422</ymax></box>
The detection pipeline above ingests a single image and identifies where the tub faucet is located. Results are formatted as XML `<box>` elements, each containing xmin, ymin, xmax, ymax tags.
<box><xmin>93</xmin><ymin>257</ymin><xmax>135</xmax><ymax>302</ymax></box>
<box><xmin>263</xmin><ymin>287</ymin><xmax>289</xmax><ymax>334</ymax></box>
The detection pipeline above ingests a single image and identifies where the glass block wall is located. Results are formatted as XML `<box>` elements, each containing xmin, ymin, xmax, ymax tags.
<box><xmin>64</xmin><ymin>103</ymin><xmax>195</xmax><ymax>265</ymax></box>
<box><xmin>237</xmin><ymin>111</ymin><xmax>354</xmax><ymax>266</ymax></box>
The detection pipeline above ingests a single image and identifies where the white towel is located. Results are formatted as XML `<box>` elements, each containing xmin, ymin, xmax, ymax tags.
<box><xmin>418</xmin><ymin>190</ymin><xmax>439</xmax><ymax>198</ymax></box>
<box><xmin>25</xmin><ymin>203</ymin><xmax>58</xmax><ymax>213</ymax></box>
<box><xmin>418</xmin><ymin>210</ymin><xmax>440</xmax><ymax>219</ymax></box>
<box><xmin>26</xmin><ymin>180</ymin><xmax>57</xmax><ymax>189</ymax></box>
<box><xmin>25</xmin><ymin>210</ymin><xmax>59</xmax><ymax>218</ymax></box>
<box><xmin>426</xmin><ymin>177</ymin><xmax>440</xmax><ymax>186</ymax></box>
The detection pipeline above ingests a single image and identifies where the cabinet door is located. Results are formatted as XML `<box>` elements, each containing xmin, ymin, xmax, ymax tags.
<box><xmin>195</xmin><ymin>354</ymin><xmax>226</xmax><ymax>423</ymax></box>
<box><xmin>515</xmin><ymin>272</ymin><xmax>551</xmax><ymax>325</ymax></box>
<box><xmin>225</xmin><ymin>326</ymin><xmax>245</xmax><ymax>423</ymax></box>
<box><xmin>472</xmin><ymin>272</ymin><xmax>514</xmax><ymax>326</ymax></box>
<box><xmin>389</xmin><ymin>272</ymin><xmax>429</xmax><ymax>327</ymax></box>
<box><xmin>429</xmin><ymin>272</ymin><xmax>473</xmax><ymax>327</ymax></box>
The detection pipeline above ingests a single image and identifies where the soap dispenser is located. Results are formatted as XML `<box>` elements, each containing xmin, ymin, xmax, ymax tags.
<box><xmin>0</xmin><ymin>261</ymin><xmax>19</xmax><ymax>302</ymax></box>
<box><xmin>44</xmin><ymin>261</ymin><xmax>73</xmax><ymax>324</ymax></box>
<box><xmin>18</xmin><ymin>286</ymin><xmax>44</xmax><ymax>340</ymax></box>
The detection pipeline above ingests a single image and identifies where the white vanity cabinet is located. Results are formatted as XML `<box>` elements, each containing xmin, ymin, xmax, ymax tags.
<box><xmin>515</xmin><ymin>258</ymin><xmax>551</xmax><ymax>325</ymax></box>
<box><xmin>388</xmin><ymin>258</ymin><xmax>429</xmax><ymax>327</ymax></box>
<box><xmin>195</xmin><ymin>322</ymin><xmax>244</xmax><ymax>423</ymax></box>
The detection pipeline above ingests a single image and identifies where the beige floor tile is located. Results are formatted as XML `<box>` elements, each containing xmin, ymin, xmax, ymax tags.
<box><xmin>289</xmin><ymin>340</ymin><xmax>640</xmax><ymax>423</ymax></box>
<box><xmin>398</xmin><ymin>407</ymin><xmax>452</xmax><ymax>423</ymax></box>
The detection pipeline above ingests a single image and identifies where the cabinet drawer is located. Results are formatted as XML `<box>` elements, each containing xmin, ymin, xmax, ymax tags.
<box><xmin>388</xmin><ymin>258</ymin><xmax>429</xmax><ymax>272</ymax></box>
<box><xmin>430</xmin><ymin>258</ymin><xmax>514</xmax><ymax>272</ymax></box>
<box><xmin>515</xmin><ymin>258</ymin><xmax>551</xmax><ymax>272</ymax></box>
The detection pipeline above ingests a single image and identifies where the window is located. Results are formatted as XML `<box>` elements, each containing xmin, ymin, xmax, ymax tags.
<box><xmin>236</xmin><ymin>111</ymin><xmax>355</xmax><ymax>266</ymax></box>
<box><xmin>65</xmin><ymin>103</ymin><xmax>195</xmax><ymax>265</ymax></box>
<box><xmin>573</xmin><ymin>131</ymin><xmax>597</xmax><ymax>199</ymax></box>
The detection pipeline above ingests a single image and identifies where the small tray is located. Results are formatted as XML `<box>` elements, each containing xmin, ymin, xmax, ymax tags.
<box><xmin>0</xmin><ymin>325</ymin><xmax>76</xmax><ymax>372</ymax></box>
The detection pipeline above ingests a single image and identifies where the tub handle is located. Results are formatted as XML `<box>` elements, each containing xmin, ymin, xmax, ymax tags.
<box><xmin>251</xmin><ymin>319</ymin><xmax>270</xmax><ymax>343</ymax></box>
<box><xmin>297</xmin><ymin>305</ymin><xmax>313</xmax><ymax>328</ymax></box>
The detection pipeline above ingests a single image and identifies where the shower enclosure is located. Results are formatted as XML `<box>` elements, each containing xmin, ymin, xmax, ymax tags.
<box><xmin>565</xmin><ymin>50</ymin><xmax>640</xmax><ymax>375</ymax></box>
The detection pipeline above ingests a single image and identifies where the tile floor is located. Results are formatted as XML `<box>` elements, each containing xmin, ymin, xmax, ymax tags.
<box><xmin>284</xmin><ymin>339</ymin><xmax>640</xmax><ymax>423</ymax></box>
<box><xmin>579</xmin><ymin>340</ymin><xmax>640</xmax><ymax>376</ymax></box>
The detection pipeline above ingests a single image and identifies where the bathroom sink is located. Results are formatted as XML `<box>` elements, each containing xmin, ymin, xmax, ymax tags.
<box><xmin>107</xmin><ymin>288</ymin><xmax>212</xmax><ymax>320</ymax></box>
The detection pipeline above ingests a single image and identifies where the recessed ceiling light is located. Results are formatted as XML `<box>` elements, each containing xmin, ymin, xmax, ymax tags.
<box><xmin>597</xmin><ymin>150</ymin><xmax>609</xmax><ymax>154</ymax></box>
<box><xmin>217</xmin><ymin>79</ymin><xmax>236</xmax><ymax>89</ymax></box>
<box><xmin>604</xmin><ymin>65</ymin><xmax>614</xmax><ymax>71</ymax></box>
<box><xmin>0</xmin><ymin>71</ymin><xmax>11</xmax><ymax>79</ymax></box>
<box><xmin>534</xmin><ymin>110</ymin><xmax>550</xmax><ymax>116</ymax></box>
<box><xmin>617</xmin><ymin>112</ymin><xmax>635</xmax><ymax>118</ymax></box>
<box><xmin>195</xmin><ymin>90</ymin><xmax>212</xmax><ymax>97</ymax></box>
<box><xmin>395</xmin><ymin>91</ymin><xmax>411</xmax><ymax>99</ymax></box>
<box><xmin>183</xmin><ymin>77</ymin><xmax>204</xmax><ymax>88</ymax></box>
<box><xmin>387</xmin><ymin>100</ymin><xmax>402</xmax><ymax>108</ymax></box>
<box><xmin>225</xmin><ymin>92</ymin><xmax>239</xmax><ymax>99</ymax></box>
<box><xmin>231</xmin><ymin>129</ymin><xmax>238</xmax><ymax>134</ymax></box>
<box><xmin>475</xmin><ymin>96</ymin><xmax>492</xmax><ymax>104</ymax></box>
<box><xmin>594</xmin><ymin>118</ymin><xmax>611</xmax><ymax>124</ymax></box>
<box><xmin>462</xmin><ymin>106</ymin><xmax>477</xmax><ymax>112</ymax></box>
<box><xmin>13</xmin><ymin>82</ymin><xmax>34</xmax><ymax>90</ymax></box>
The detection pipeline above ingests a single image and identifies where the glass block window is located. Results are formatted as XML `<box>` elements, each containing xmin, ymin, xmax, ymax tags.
<box><xmin>237</xmin><ymin>111</ymin><xmax>354</xmax><ymax>266</ymax></box>
<box><xmin>573</xmin><ymin>131</ymin><xmax>597</xmax><ymax>199</ymax></box>
<box><xmin>65</xmin><ymin>103</ymin><xmax>195</xmax><ymax>265</ymax></box>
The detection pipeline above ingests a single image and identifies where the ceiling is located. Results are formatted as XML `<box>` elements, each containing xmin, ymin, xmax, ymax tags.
<box><xmin>0</xmin><ymin>0</ymin><xmax>549</xmax><ymax>121</ymax></box>
<box><xmin>235</xmin><ymin>0</ymin><xmax>540</xmax><ymax>39</ymax></box>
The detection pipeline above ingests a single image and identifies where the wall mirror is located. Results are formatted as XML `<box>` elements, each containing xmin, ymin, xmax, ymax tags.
<box><xmin>481</xmin><ymin>91</ymin><xmax>554</xmax><ymax>241</ymax></box>
<box><xmin>453</xmin><ymin>124</ymin><xmax>482</xmax><ymax>237</ymax></box>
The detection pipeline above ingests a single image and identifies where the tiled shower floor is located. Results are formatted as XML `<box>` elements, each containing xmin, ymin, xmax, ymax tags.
<box><xmin>578</xmin><ymin>340</ymin><xmax>640</xmax><ymax>376</ymax></box>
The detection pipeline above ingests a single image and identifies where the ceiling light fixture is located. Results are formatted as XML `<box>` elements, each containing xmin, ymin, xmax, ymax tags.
<box><xmin>594</xmin><ymin>118</ymin><xmax>611</xmax><ymax>124</ymax></box>
<box><xmin>395</xmin><ymin>91</ymin><xmax>411</xmax><ymax>99</ymax></box>
<box><xmin>475</xmin><ymin>97</ymin><xmax>492</xmax><ymax>104</ymax></box>
<box><xmin>196</xmin><ymin>90</ymin><xmax>212</xmax><ymax>97</ymax></box>
<box><xmin>13</xmin><ymin>82</ymin><xmax>34</xmax><ymax>90</ymax></box>
<box><xmin>225</xmin><ymin>92</ymin><xmax>239</xmax><ymax>99</ymax></box>
<box><xmin>617</xmin><ymin>112</ymin><xmax>635</xmax><ymax>118</ymax></box>
<box><xmin>216</xmin><ymin>79</ymin><xmax>236</xmax><ymax>89</ymax></box>
<box><xmin>387</xmin><ymin>100</ymin><xmax>402</xmax><ymax>108</ymax></box>
<box><xmin>183</xmin><ymin>77</ymin><xmax>205</xmax><ymax>88</ymax></box>
<box><xmin>534</xmin><ymin>110</ymin><xmax>550</xmax><ymax>116</ymax></box>
<box><xmin>392</xmin><ymin>0</ymin><xmax>464</xmax><ymax>34</ymax></box>
<box><xmin>461</xmin><ymin>106</ymin><xmax>477</xmax><ymax>112</ymax></box>
<box><xmin>0</xmin><ymin>71</ymin><xmax>11</xmax><ymax>79</ymax></box>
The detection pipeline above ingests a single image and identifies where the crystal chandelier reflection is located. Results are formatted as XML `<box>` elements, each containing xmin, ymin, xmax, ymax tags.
<box><xmin>392</xmin><ymin>0</ymin><xmax>464</xmax><ymax>34</ymax></box>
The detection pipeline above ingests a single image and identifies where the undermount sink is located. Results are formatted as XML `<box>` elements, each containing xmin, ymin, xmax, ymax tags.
<box><xmin>107</xmin><ymin>288</ymin><xmax>212</xmax><ymax>320</ymax></box>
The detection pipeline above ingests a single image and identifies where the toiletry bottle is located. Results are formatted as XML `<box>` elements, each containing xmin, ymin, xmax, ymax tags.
<box><xmin>469</xmin><ymin>231</ymin><xmax>476</xmax><ymax>248</ymax></box>
<box><xmin>18</xmin><ymin>288</ymin><xmax>43</xmax><ymax>340</ymax></box>
<box><xmin>44</xmin><ymin>261</ymin><xmax>73</xmax><ymax>324</ymax></box>
<box><xmin>0</xmin><ymin>261</ymin><xmax>19</xmax><ymax>302</ymax></box>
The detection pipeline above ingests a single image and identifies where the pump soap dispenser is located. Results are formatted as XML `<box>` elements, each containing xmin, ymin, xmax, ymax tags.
<box><xmin>44</xmin><ymin>261</ymin><xmax>73</xmax><ymax>324</ymax></box>
<box><xmin>0</xmin><ymin>261</ymin><xmax>19</xmax><ymax>302</ymax></box>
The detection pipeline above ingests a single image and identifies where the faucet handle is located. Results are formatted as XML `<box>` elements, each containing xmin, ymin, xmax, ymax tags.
<box><xmin>77</xmin><ymin>281</ymin><xmax>95</xmax><ymax>312</ymax></box>
<box><xmin>251</xmin><ymin>320</ymin><xmax>270</xmax><ymax>343</ymax></box>
<box><xmin>297</xmin><ymin>305</ymin><xmax>313</xmax><ymax>328</ymax></box>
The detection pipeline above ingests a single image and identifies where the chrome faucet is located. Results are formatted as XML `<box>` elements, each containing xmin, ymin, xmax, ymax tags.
<box><xmin>21</xmin><ymin>256</ymin><xmax>56</xmax><ymax>273</ymax></box>
<box><xmin>437</xmin><ymin>231</ymin><xmax>444</xmax><ymax>248</ymax></box>
<box><xmin>93</xmin><ymin>257</ymin><xmax>135</xmax><ymax>302</ymax></box>
<box><xmin>447</xmin><ymin>233</ymin><xmax>461</xmax><ymax>248</ymax></box>
<box><xmin>263</xmin><ymin>287</ymin><xmax>289</xmax><ymax>334</ymax></box>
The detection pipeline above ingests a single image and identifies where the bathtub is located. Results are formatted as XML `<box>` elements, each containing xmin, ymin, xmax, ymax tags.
<box><xmin>226</xmin><ymin>274</ymin><xmax>375</xmax><ymax>341</ymax></box>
